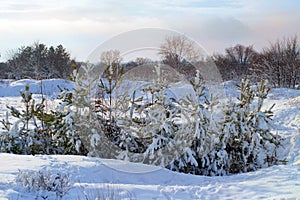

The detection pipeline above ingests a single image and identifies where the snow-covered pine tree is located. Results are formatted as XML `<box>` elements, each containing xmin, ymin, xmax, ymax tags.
<box><xmin>0</xmin><ymin>111</ymin><xmax>11</xmax><ymax>152</ymax></box>
<box><xmin>217</xmin><ymin>79</ymin><xmax>280</xmax><ymax>174</ymax></box>
<box><xmin>68</xmin><ymin>63</ymin><xmax>109</xmax><ymax>157</ymax></box>
<box><xmin>0</xmin><ymin>85</ymin><xmax>54</xmax><ymax>154</ymax></box>
<box><xmin>140</xmin><ymin>65</ymin><xmax>181</xmax><ymax>166</ymax></box>
<box><xmin>94</xmin><ymin>60</ymin><xmax>125</xmax><ymax>149</ymax></box>
<box><xmin>116</xmin><ymin>65</ymin><xmax>182</xmax><ymax>166</ymax></box>
<box><xmin>0</xmin><ymin>85</ymin><xmax>64</xmax><ymax>154</ymax></box>
<box><xmin>48</xmin><ymin>80</ymin><xmax>87</xmax><ymax>155</ymax></box>
<box><xmin>0</xmin><ymin>70</ymin><xmax>87</xmax><ymax>155</ymax></box>
<box><xmin>168</xmin><ymin>70</ymin><xmax>219</xmax><ymax>174</ymax></box>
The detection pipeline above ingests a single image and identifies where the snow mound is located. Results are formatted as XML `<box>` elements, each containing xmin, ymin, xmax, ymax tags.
<box><xmin>0</xmin><ymin>79</ymin><xmax>73</xmax><ymax>97</ymax></box>
<box><xmin>0</xmin><ymin>152</ymin><xmax>299</xmax><ymax>199</ymax></box>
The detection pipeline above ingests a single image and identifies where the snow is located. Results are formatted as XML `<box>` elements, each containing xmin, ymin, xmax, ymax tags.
<box><xmin>0</xmin><ymin>79</ymin><xmax>300</xmax><ymax>199</ymax></box>
<box><xmin>1</xmin><ymin>153</ymin><xmax>299</xmax><ymax>199</ymax></box>
<box><xmin>0</xmin><ymin>79</ymin><xmax>73</xmax><ymax>97</ymax></box>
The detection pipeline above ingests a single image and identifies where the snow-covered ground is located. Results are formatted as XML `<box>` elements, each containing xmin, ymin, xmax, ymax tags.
<box><xmin>0</xmin><ymin>79</ymin><xmax>299</xmax><ymax>199</ymax></box>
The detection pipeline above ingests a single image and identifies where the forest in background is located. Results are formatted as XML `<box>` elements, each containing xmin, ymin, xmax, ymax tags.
<box><xmin>0</xmin><ymin>35</ymin><xmax>299</xmax><ymax>89</ymax></box>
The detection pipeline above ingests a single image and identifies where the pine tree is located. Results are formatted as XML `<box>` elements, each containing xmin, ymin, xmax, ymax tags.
<box><xmin>115</xmin><ymin>65</ymin><xmax>182</xmax><ymax>165</ymax></box>
<box><xmin>0</xmin><ymin>80</ymin><xmax>87</xmax><ymax>155</ymax></box>
<box><xmin>215</xmin><ymin>79</ymin><xmax>280</xmax><ymax>174</ymax></box>
<box><xmin>169</xmin><ymin>70</ymin><xmax>219</xmax><ymax>174</ymax></box>
<box><xmin>66</xmin><ymin>64</ymin><xmax>103</xmax><ymax>157</ymax></box>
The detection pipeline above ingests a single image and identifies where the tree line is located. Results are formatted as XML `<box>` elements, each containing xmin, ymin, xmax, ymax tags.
<box><xmin>101</xmin><ymin>35</ymin><xmax>300</xmax><ymax>89</ymax></box>
<box><xmin>213</xmin><ymin>36</ymin><xmax>300</xmax><ymax>88</ymax></box>
<box><xmin>1</xmin><ymin>42</ymin><xmax>75</xmax><ymax>79</ymax></box>
<box><xmin>0</xmin><ymin>35</ymin><xmax>299</xmax><ymax>89</ymax></box>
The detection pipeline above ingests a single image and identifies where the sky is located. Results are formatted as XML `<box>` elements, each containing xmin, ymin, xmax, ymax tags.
<box><xmin>0</xmin><ymin>0</ymin><xmax>299</xmax><ymax>62</ymax></box>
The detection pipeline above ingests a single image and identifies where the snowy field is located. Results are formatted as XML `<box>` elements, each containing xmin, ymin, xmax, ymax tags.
<box><xmin>0</xmin><ymin>79</ymin><xmax>300</xmax><ymax>199</ymax></box>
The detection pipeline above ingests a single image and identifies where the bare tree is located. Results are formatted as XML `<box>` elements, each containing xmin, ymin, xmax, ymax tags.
<box><xmin>254</xmin><ymin>36</ymin><xmax>300</xmax><ymax>88</ymax></box>
<box><xmin>159</xmin><ymin>35</ymin><xmax>199</xmax><ymax>79</ymax></box>
<box><xmin>286</xmin><ymin>36</ymin><xmax>300</xmax><ymax>88</ymax></box>
<box><xmin>225</xmin><ymin>44</ymin><xmax>255</xmax><ymax>66</ymax></box>
<box><xmin>135</xmin><ymin>57</ymin><xmax>152</xmax><ymax>65</ymax></box>
<box><xmin>213</xmin><ymin>44</ymin><xmax>257</xmax><ymax>81</ymax></box>
<box><xmin>100</xmin><ymin>50</ymin><xmax>122</xmax><ymax>68</ymax></box>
